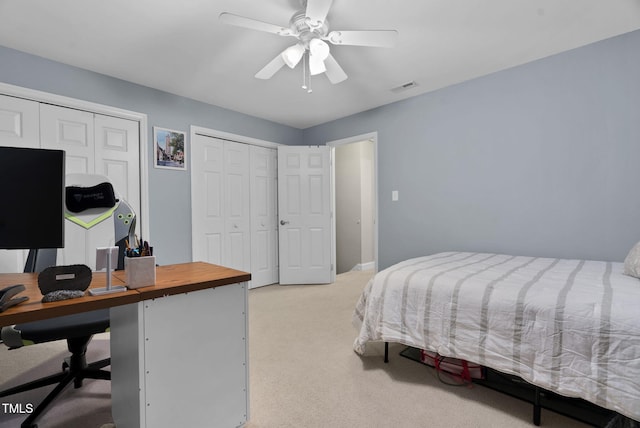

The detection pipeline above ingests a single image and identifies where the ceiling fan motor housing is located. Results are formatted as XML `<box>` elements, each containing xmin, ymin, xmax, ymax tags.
<box><xmin>290</xmin><ymin>10</ymin><xmax>328</xmax><ymax>47</ymax></box>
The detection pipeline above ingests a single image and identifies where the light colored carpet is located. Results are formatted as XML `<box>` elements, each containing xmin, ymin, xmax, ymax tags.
<box><xmin>244</xmin><ymin>270</ymin><xmax>588</xmax><ymax>428</ymax></box>
<box><xmin>0</xmin><ymin>334</ymin><xmax>111</xmax><ymax>428</ymax></box>
<box><xmin>1</xmin><ymin>270</ymin><xmax>591</xmax><ymax>427</ymax></box>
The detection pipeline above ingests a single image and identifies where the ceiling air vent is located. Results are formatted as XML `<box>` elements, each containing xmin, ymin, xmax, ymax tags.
<box><xmin>391</xmin><ymin>81</ymin><xmax>418</xmax><ymax>93</ymax></box>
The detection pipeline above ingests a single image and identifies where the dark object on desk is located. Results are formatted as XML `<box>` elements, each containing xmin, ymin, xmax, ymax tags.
<box><xmin>41</xmin><ymin>289</ymin><xmax>85</xmax><ymax>302</ymax></box>
<box><xmin>65</xmin><ymin>181</ymin><xmax>117</xmax><ymax>213</ymax></box>
<box><xmin>37</xmin><ymin>264</ymin><xmax>92</xmax><ymax>295</ymax></box>
<box><xmin>0</xmin><ymin>284</ymin><xmax>29</xmax><ymax>312</ymax></box>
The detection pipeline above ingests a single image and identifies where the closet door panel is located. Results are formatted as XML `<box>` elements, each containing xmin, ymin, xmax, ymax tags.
<box><xmin>40</xmin><ymin>104</ymin><xmax>94</xmax><ymax>174</ymax></box>
<box><xmin>95</xmin><ymin>114</ymin><xmax>141</xmax><ymax>227</ymax></box>
<box><xmin>224</xmin><ymin>141</ymin><xmax>250</xmax><ymax>273</ymax></box>
<box><xmin>0</xmin><ymin>94</ymin><xmax>40</xmax><ymax>149</ymax></box>
<box><xmin>249</xmin><ymin>146</ymin><xmax>278</xmax><ymax>287</ymax></box>
<box><xmin>0</xmin><ymin>95</ymin><xmax>40</xmax><ymax>273</ymax></box>
<box><xmin>191</xmin><ymin>135</ymin><xmax>225</xmax><ymax>264</ymax></box>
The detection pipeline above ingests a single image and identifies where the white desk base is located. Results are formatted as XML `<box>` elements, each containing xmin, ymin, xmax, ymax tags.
<box><xmin>109</xmin><ymin>282</ymin><xmax>249</xmax><ymax>428</ymax></box>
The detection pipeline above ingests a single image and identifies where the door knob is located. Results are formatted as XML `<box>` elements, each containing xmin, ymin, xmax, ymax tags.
<box><xmin>280</xmin><ymin>220</ymin><xmax>289</xmax><ymax>226</ymax></box>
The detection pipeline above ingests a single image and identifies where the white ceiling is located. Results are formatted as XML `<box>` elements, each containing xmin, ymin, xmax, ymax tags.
<box><xmin>1</xmin><ymin>0</ymin><xmax>639</xmax><ymax>129</ymax></box>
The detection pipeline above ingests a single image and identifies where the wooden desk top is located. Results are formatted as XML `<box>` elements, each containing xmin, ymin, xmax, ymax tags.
<box><xmin>0</xmin><ymin>272</ymin><xmax>138</xmax><ymax>327</ymax></box>
<box><xmin>0</xmin><ymin>262</ymin><xmax>251</xmax><ymax>327</ymax></box>
<box><xmin>113</xmin><ymin>261</ymin><xmax>251</xmax><ymax>300</ymax></box>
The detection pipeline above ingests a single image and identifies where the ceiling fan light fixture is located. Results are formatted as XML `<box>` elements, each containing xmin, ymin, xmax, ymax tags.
<box><xmin>282</xmin><ymin>43</ymin><xmax>305</xmax><ymax>68</ymax></box>
<box><xmin>309</xmin><ymin>54</ymin><xmax>326</xmax><ymax>75</ymax></box>
<box><xmin>309</xmin><ymin>38</ymin><xmax>330</xmax><ymax>60</ymax></box>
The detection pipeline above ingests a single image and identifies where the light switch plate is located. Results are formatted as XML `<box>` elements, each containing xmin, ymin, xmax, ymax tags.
<box><xmin>392</xmin><ymin>190</ymin><xmax>399</xmax><ymax>201</ymax></box>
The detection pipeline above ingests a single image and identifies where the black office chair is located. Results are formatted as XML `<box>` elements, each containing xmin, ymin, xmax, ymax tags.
<box><xmin>0</xmin><ymin>181</ymin><xmax>136</xmax><ymax>428</ymax></box>
<box><xmin>0</xmin><ymin>248</ymin><xmax>110</xmax><ymax>428</ymax></box>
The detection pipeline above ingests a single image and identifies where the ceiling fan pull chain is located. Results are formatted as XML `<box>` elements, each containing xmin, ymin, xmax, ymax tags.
<box><xmin>306</xmin><ymin>53</ymin><xmax>312</xmax><ymax>93</ymax></box>
<box><xmin>302</xmin><ymin>52</ymin><xmax>307</xmax><ymax>90</ymax></box>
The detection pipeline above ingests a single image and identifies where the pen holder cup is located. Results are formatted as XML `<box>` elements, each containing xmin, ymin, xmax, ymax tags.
<box><xmin>124</xmin><ymin>256</ymin><xmax>156</xmax><ymax>289</ymax></box>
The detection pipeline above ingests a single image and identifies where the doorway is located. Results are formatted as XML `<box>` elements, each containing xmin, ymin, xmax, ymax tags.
<box><xmin>329</xmin><ymin>133</ymin><xmax>378</xmax><ymax>274</ymax></box>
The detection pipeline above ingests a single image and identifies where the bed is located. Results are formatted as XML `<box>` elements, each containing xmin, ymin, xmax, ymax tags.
<box><xmin>352</xmin><ymin>251</ymin><xmax>640</xmax><ymax>422</ymax></box>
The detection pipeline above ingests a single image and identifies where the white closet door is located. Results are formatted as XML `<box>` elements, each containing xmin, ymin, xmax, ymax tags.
<box><xmin>224</xmin><ymin>141</ymin><xmax>251</xmax><ymax>273</ymax></box>
<box><xmin>0</xmin><ymin>94</ymin><xmax>40</xmax><ymax>148</ymax></box>
<box><xmin>41</xmin><ymin>105</ymin><xmax>96</xmax><ymax>267</ymax></box>
<box><xmin>95</xmin><ymin>113</ymin><xmax>141</xmax><ymax>232</ymax></box>
<box><xmin>191</xmin><ymin>134</ymin><xmax>225</xmax><ymax>265</ymax></box>
<box><xmin>1</xmin><ymin>93</ymin><xmax>143</xmax><ymax>273</ymax></box>
<box><xmin>0</xmin><ymin>95</ymin><xmax>40</xmax><ymax>273</ymax></box>
<box><xmin>40</xmin><ymin>106</ymin><xmax>141</xmax><ymax>268</ymax></box>
<box><xmin>249</xmin><ymin>146</ymin><xmax>278</xmax><ymax>288</ymax></box>
<box><xmin>40</xmin><ymin>104</ymin><xmax>95</xmax><ymax>175</ymax></box>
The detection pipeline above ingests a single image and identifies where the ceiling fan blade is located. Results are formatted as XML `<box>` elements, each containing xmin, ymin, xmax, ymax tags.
<box><xmin>305</xmin><ymin>0</ymin><xmax>333</xmax><ymax>28</ymax></box>
<box><xmin>325</xmin><ymin>30</ymin><xmax>398</xmax><ymax>48</ymax></box>
<box><xmin>255</xmin><ymin>53</ymin><xmax>287</xmax><ymax>80</ymax></box>
<box><xmin>219</xmin><ymin>12</ymin><xmax>295</xmax><ymax>36</ymax></box>
<box><xmin>324</xmin><ymin>54</ymin><xmax>347</xmax><ymax>84</ymax></box>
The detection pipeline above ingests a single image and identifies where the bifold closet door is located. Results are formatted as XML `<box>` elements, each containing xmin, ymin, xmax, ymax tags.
<box><xmin>40</xmin><ymin>104</ymin><xmax>140</xmax><ymax>269</ymax></box>
<box><xmin>223</xmin><ymin>141</ymin><xmax>251</xmax><ymax>273</ymax></box>
<box><xmin>249</xmin><ymin>145</ymin><xmax>278</xmax><ymax>288</ymax></box>
<box><xmin>0</xmin><ymin>94</ymin><xmax>142</xmax><ymax>273</ymax></box>
<box><xmin>0</xmin><ymin>95</ymin><xmax>40</xmax><ymax>273</ymax></box>
<box><xmin>191</xmin><ymin>135</ymin><xmax>225</xmax><ymax>265</ymax></box>
<box><xmin>191</xmin><ymin>136</ymin><xmax>251</xmax><ymax>275</ymax></box>
<box><xmin>0</xmin><ymin>94</ymin><xmax>40</xmax><ymax>149</ymax></box>
<box><xmin>191</xmin><ymin>134</ymin><xmax>278</xmax><ymax>287</ymax></box>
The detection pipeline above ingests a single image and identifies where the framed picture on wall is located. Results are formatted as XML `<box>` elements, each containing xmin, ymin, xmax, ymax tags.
<box><xmin>154</xmin><ymin>127</ymin><xmax>187</xmax><ymax>170</ymax></box>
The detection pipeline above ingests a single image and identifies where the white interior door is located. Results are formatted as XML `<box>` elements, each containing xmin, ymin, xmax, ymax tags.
<box><xmin>277</xmin><ymin>146</ymin><xmax>333</xmax><ymax>284</ymax></box>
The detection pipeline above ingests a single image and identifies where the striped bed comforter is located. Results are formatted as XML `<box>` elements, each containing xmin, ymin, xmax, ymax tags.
<box><xmin>353</xmin><ymin>252</ymin><xmax>640</xmax><ymax>420</ymax></box>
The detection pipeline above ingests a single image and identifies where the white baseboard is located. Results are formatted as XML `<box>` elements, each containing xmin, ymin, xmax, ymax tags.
<box><xmin>350</xmin><ymin>262</ymin><xmax>375</xmax><ymax>272</ymax></box>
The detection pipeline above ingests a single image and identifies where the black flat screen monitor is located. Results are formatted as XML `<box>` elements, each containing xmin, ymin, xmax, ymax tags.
<box><xmin>0</xmin><ymin>146</ymin><xmax>65</xmax><ymax>250</ymax></box>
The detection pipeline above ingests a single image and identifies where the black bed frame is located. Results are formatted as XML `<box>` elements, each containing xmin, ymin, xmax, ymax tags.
<box><xmin>386</xmin><ymin>342</ymin><xmax>621</xmax><ymax>427</ymax></box>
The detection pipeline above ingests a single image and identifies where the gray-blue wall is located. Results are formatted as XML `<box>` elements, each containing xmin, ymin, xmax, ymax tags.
<box><xmin>304</xmin><ymin>30</ymin><xmax>640</xmax><ymax>268</ymax></box>
<box><xmin>0</xmin><ymin>45</ymin><xmax>302</xmax><ymax>265</ymax></box>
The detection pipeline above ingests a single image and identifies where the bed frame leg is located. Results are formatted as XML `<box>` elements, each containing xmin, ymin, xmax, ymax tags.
<box><xmin>384</xmin><ymin>342</ymin><xmax>389</xmax><ymax>363</ymax></box>
<box><xmin>533</xmin><ymin>386</ymin><xmax>541</xmax><ymax>426</ymax></box>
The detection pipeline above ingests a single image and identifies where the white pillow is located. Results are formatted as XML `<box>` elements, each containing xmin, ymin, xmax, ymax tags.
<box><xmin>623</xmin><ymin>241</ymin><xmax>640</xmax><ymax>279</ymax></box>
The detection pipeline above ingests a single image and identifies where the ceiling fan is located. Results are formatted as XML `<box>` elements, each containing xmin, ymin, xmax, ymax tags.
<box><xmin>219</xmin><ymin>0</ymin><xmax>398</xmax><ymax>91</ymax></box>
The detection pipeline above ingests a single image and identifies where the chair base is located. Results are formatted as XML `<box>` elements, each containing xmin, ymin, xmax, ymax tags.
<box><xmin>0</xmin><ymin>336</ymin><xmax>110</xmax><ymax>428</ymax></box>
